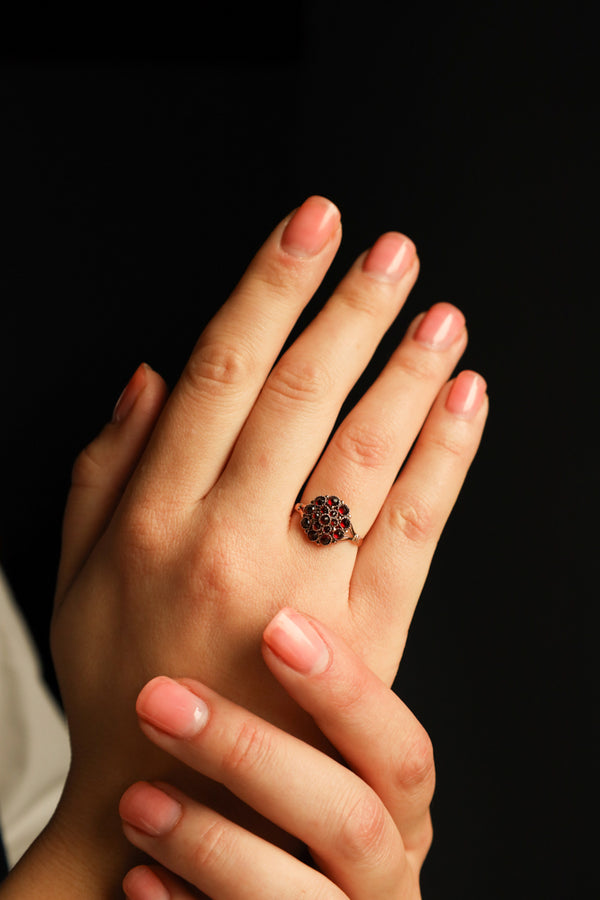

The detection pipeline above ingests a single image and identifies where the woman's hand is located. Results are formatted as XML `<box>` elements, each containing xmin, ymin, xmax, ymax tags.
<box><xmin>44</xmin><ymin>196</ymin><xmax>486</xmax><ymax>890</ymax></box>
<box><xmin>120</xmin><ymin>610</ymin><xmax>435</xmax><ymax>899</ymax></box>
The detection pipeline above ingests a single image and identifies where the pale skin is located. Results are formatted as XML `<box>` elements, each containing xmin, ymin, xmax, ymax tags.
<box><xmin>0</xmin><ymin>196</ymin><xmax>487</xmax><ymax>897</ymax></box>
<box><xmin>119</xmin><ymin>611</ymin><xmax>438</xmax><ymax>899</ymax></box>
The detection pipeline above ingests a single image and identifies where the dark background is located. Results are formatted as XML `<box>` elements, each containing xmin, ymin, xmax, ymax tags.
<box><xmin>1</xmin><ymin>3</ymin><xmax>596</xmax><ymax>897</ymax></box>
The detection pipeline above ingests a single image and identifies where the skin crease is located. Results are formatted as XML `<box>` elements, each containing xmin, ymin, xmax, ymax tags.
<box><xmin>0</xmin><ymin>197</ymin><xmax>487</xmax><ymax>898</ymax></box>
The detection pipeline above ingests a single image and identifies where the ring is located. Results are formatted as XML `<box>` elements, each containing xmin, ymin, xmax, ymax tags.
<box><xmin>294</xmin><ymin>495</ymin><xmax>363</xmax><ymax>547</ymax></box>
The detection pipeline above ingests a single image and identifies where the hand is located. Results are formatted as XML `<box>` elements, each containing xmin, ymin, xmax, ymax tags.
<box><xmin>120</xmin><ymin>610</ymin><xmax>435</xmax><ymax>899</ymax></box>
<box><xmin>44</xmin><ymin>196</ymin><xmax>486</xmax><ymax>890</ymax></box>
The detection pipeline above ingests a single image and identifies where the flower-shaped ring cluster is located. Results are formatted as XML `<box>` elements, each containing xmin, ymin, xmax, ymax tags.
<box><xmin>295</xmin><ymin>495</ymin><xmax>359</xmax><ymax>546</ymax></box>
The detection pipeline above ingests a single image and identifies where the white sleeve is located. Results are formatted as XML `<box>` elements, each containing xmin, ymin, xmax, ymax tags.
<box><xmin>0</xmin><ymin>568</ymin><xmax>70</xmax><ymax>868</ymax></box>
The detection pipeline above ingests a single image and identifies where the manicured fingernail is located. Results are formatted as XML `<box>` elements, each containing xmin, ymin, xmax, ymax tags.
<box><xmin>414</xmin><ymin>302</ymin><xmax>465</xmax><ymax>350</ymax></box>
<box><xmin>362</xmin><ymin>232</ymin><xmax>416</xmax><ymax>283</ymax></box>
<box><xmin>120</xmin><ymin>782</ymin><xmax>182</xmax><ymax>837</ymax></box>
<box><xmin>137</xmin><ymin>677</ymin><xmax>209</xmax><ymax>738</ymax></box>
<box><xmin>445</xmin><ymin>370</ymin><xmax>487</xmax><ymax>418</ymax></box>
<box><xmin>112</xmin><ymin>363</ymin><xmax>149</xmax><ymax>423</ymax></box>
<box><xmin>263</xmin><ymin>609</ymin><xmax>330</xmax><ymax>676</ymax></box>
<box><xmin>280</xmin><ymin>195</ymin><xmax>340</xmax><ymax>258</ymax></box>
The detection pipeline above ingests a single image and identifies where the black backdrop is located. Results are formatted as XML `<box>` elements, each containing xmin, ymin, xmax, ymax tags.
<box><xmin>1</xmin><ymin>3</ymin><xmax>596</xmax><ymax>897</ymax></box>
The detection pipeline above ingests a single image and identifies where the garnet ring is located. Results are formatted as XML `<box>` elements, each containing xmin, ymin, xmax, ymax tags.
<box><xmin>294</xmin><ymin>495</ymin><xmax>363</xmax><ymax>547</ymax></box>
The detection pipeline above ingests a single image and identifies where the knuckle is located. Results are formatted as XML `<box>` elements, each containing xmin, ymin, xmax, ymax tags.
<box><xmin>389</xmin><ymin>493</ymin><xmax>437</xmax><ymax>545</ymax></box>
<box><xmin>333</xmin><ymin>420</ymin><xmax>394</xmax><ymax>471</ymax></box>
<box><xmin>248</xmin><ymin>253</ymin><xmax>304</xmax><ymax>300</ymax></box>
<box><xmin>223</xmin><ymin>719</ymin><xmax>274</xmax><ymax>777</ymax></box>
<box><xmin>266</xmin><ymin>356</ymin><xmax>330</xmax><ymax>406</ymax></box>
<box><xmin>117</xmin><ymin>501</ymin><xmax>172</xmax><ymax>559</ymax></box>
<box><xmin>337</xmin><ymin>789</ymin><xmax>393</xmax><ymax>866</ymax></box>
<box><xmin>186</xmin><ymin>519</ymin><xmax>248</xmax><ymax>603</ymax></box>
<box><xmin>427</xmin><ymin>425</ymin><xmax>471</xmax><ymax>459</ymax></box>
<box><xmin>397</xmin><ymin>727</ymin><xmax>436</xmax><ymax>797</ymax></box>
<box><xmin>70</xmin><ymin>441</ymin><xmax>105</xmax><ymax>489</ymax></box>
<box><xmin>414</xmin><ymin>815</ymin><xmax>434</xmax><ymax>863</ymax></box>
<box><xmin>337</xmin><ymin>283</ymin><xmax>386</xmax><ymax>319</ymax></box>
<box><xmin>191</xmin><ymin>819</ymin><xmax>232</xmax><ymax>871</ymax></box>
<box><xmin>392</xmin><ymin>348</ymin><xmax>439</xmax><ymax>383</ymax></box>
<box><xmin>329</xmin><ymin>666</ymin><xmax>372</xmax><ymax>718</ymax></box>
<box><xmin>183</xmin><ymin>339</ymin><xmax>252</xmax><ymax>397</ymax></box>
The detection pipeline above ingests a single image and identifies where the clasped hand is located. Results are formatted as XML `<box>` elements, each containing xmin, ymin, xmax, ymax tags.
<box><xmin>46</xmin><ymin>196</ymin><xmax>487</xmax><ymax>896</ymax></box>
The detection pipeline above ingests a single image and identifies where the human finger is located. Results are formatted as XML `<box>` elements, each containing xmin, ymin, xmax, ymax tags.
<box><xmin>55</xmin><ymin>362</ymin><xmax>168</xmax><ymax>601</ymax></box>
<box><xmin>123</xmin><ymin>863</ymin><xmax>207</xmax><ymax>899</ymax></box>
<box><xmin>299</xmin><ymin>302</ymin><xmax>467</xmax><ymax>537</ymax></box>
<box><xmin>262</xmin><ymin>608</ymin><xmax>435</xmax><ymax>862</ymax></box>
<box><xmin>128</xmin><ymin>196</ymin><xmax>342</xmax><ymax>510</ymax></box>
<box><xmin>352</xmin><ymin>370</ymin><xmax>489</xmax><ymax>664</ymax></box>
<box><xmin>130</xmin><ymin>677</ymin><xmax>409</xmax><ymax>898</ymax></box>
<box><xmin>120</xmin><ymin>783</ymin><xmax>347</xmax><ymax>900</ymax></box>
<box><xmin>220</xmin><ymin>232</ymin><xmax>419</xmax><ymax>512</ymax></box>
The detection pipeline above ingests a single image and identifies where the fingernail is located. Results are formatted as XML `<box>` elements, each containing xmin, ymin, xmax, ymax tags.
<box><xmin>280</xmin><ymin>196</ymin><xmax>340</xmax><ymax>258</ymax></box>
<box><xmin>137</xmin><ymin>677</ymin><xmax>209</xmax><ymax>739</ymax></box>
<box><xmin>414</xmin><ymin>302</ymin><xmax>465</xmax><ymax>350</ymax></box>
<box><xmin>263</xmin><ymin>609</ymin><xmax>330</xmax><ymax>676</ymax></box>
<box><xmin>120</xmin><ymin>782</ymin><xmax>182</xmax><ymax>837</ymax></box>
<box><xmin>362</xmin><ymin>232</ymin><xmax>416</xmax><ymax>283</ymax></box>
<box><xmin>123</xmin><ymin>866</ymin><xmax>171</xmax><ymax>900</ymax></box>
<box><xmin>445</xmin><ymin>370</ymin><xmax>487</xmax><ymax>418</ymax></box>
<box><xmin>112</xmin><ymin>363</ymin><xmax>149</xmax><ymax>423</ymax></box>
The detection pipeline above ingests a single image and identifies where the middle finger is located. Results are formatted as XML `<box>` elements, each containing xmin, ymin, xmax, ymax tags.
<box><xmin>220</xmin><ymin>231</ymin><xmax>419</xmax><ymax>512</ymax></box>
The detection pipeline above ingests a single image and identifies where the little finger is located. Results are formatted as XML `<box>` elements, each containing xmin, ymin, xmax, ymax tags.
<box><xmin>120</xmin><ymin>781</ymin><xmax>348</xmax><ymax>900</ymax></box>
<box><xmin>55</xmin><ymin>363</ymin><xmax>168</xmax><ymax>601</ymax></box>
<box><xmin>353</xmin><ymin>370</ymin><xmax>488</xmax><ymax>658</ymax></box>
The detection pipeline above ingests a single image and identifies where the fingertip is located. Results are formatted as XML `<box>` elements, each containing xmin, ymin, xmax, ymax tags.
<box><xmin>141</xmin><ymin>362</ymin><xmax>169</xmax><ymax>403</ymax></box>
<box><xmin>262</xmin><ymin>608</ymin><xmax>331</xmax><ymax>677</ymax></box>
<box><xmin>444</xmin><ymin>369</ymin><xmax>488</xmax><ymax>419</ymax></box>
<box><xmin>123</xmin><ymin>865</ymin><xmax>171</xmax><ymax>900</ymax></box>
<box><xmin>112</xmin><ymin>363</ymin><xmax>149</xmax><ymax>423</ymax></box>
<box><xmin>280</xmin><ymin>196</ymin><xmax>341</xmax><ymax>259</ymax></box>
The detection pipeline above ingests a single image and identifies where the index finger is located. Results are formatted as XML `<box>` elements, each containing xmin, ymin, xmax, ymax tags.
<box><xmin>262</xmin><ymin>608</ymin><xmax>435</xmax><ymax>860</ymax></box>
<box><xmin>129</xmin><ymin>196</ymin><xmax>341</xmax><ymax>509</ymax></box>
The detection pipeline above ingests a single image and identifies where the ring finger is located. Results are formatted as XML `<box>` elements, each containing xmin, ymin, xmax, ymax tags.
<box><xmin>299</xmin><ymin>301</ymin><xmax>467</xmax><ymax>537</ymax></box>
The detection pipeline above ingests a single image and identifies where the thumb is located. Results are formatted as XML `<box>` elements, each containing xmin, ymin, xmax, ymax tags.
<box><xmin>55</xmin><ymin>363</ymin><xmax>168</xmax><ymax>601</ymax></box>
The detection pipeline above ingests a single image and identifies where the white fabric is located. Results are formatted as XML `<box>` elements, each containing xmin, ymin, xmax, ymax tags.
<box><xmin>0</xmin><ymin>568</ymin><xmax>70</xmax><ymax>868</ymax></box>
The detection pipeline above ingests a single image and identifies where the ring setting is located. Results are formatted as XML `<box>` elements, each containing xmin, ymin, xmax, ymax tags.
<box><xmin>294</xmin><ymin>495</ymin><xmax>363</xmax><ymax>547</ymax></box>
